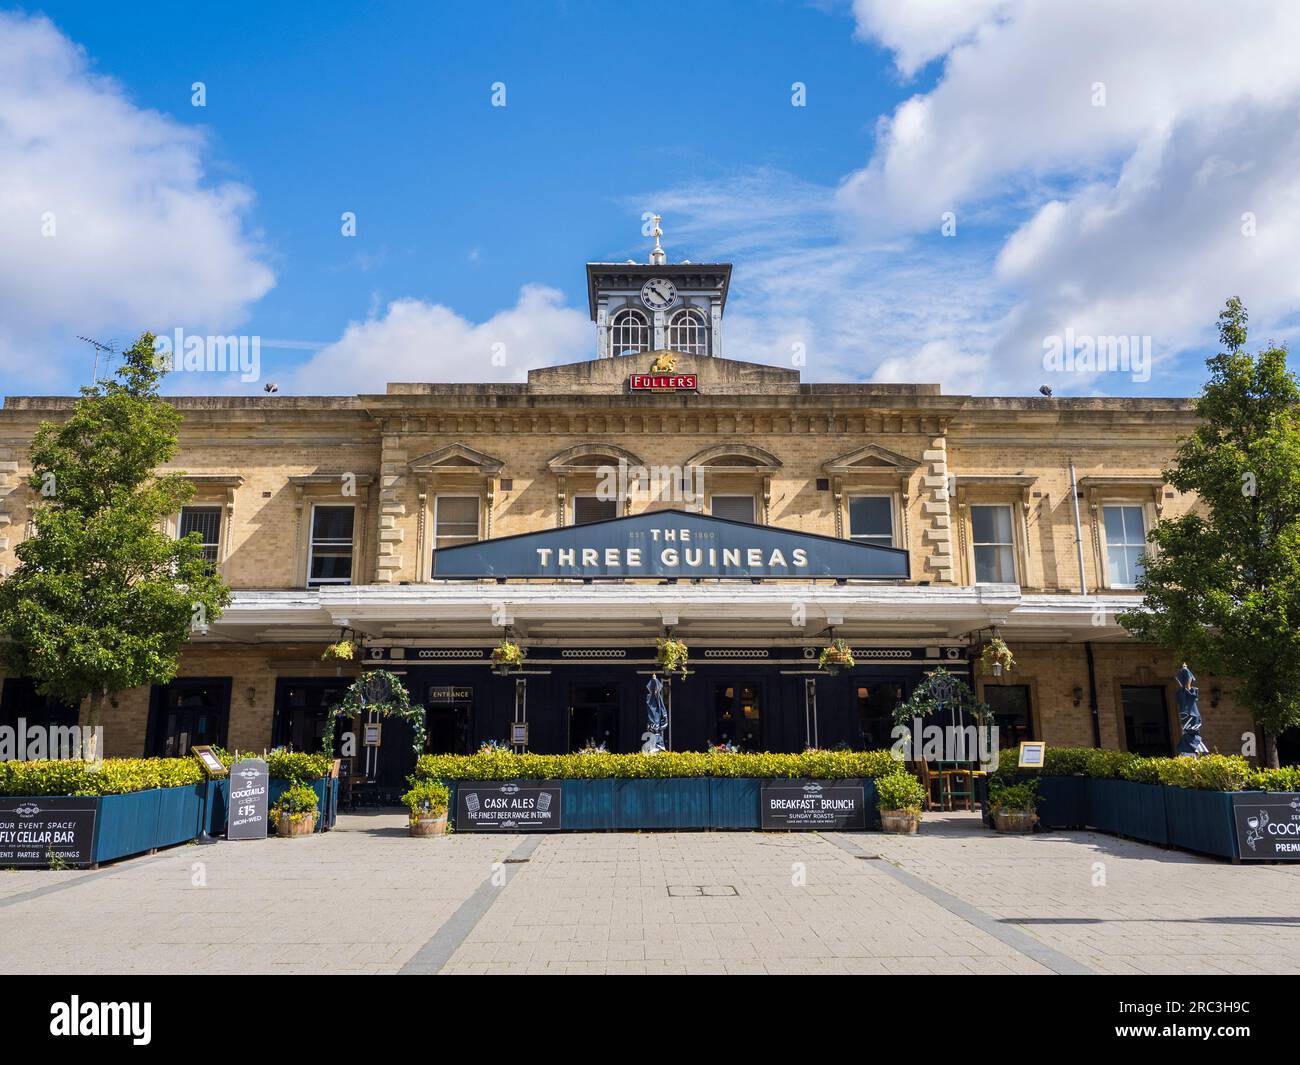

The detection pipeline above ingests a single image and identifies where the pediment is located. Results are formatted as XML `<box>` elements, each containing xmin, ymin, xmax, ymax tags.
<box><xmin>547</xmin><ymin>442</ymin><xmax>645</xmax><ymax>474</ymax></box>
<box><xmin>823</xmin><ymin>444</ymin><xmax>921</xmax><ymax>477</ymax></box>
<box><xmin>409</xmin><ymin>443</ymin><xmax>505</xmax><ymax>475</ymax></box>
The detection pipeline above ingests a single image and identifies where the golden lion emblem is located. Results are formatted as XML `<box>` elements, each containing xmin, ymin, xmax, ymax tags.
<box><xmin>650</xmin><ymin>352</ymin><xmax>677</xmax><ymax>373</ymax></box>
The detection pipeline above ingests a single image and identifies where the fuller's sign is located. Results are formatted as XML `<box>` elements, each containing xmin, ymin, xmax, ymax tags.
<box><xmin>629</xmin><ymin>373</ymin><xmax>698</xmax><ymax>392</ymax></box>
<box><xmin>431</xmin><ymin>509</ymin><xmax>909</xmax><ymax>580</ymax></box>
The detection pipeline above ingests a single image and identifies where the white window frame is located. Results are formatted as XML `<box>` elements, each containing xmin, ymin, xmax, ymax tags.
<box><xmin>571</xmin><ymin>494</ymin><xmax>619</xmax><ymax>526</ymax></box>
<box><xmin>306</xmin><ymin>503</ymin><xmax>357</xmax><ymax>588</ymax></box>
<box><xmin>177</xmin><ymin>505</ymin><xmax>223</xmax><ymax>564</ymax></box>
<box><xmin>845</xmin><ymin>493</ymin><xmax>895</xmax><ymax>547</ymax></box>
<box><xmin>708</xmin><ymin>494</ymin><xmax>758</xmax><ymax>524</ymax></box>
<box><xmin>970</xmin><ymin>503</ymin><xmax>1018</xmax><ymax>584</ymax></box>
<box><xmin>667</xmin><ymin>308</ymin><xmax>709</xmax><ymax>355</ymax></box>
<box><xmin>608</xmin><ymin>308</ymin><xmax>649</xmax><ymax>356</ymax></box>
<box><xmin>1100</xmin><ymin>501</ymin><xmax>1149</xmax><ymax>590</ymax></box>
<box><xmin>433</xmin><ymin>494</ymin><xmax>482</xmax><ymax>551</ymax></box>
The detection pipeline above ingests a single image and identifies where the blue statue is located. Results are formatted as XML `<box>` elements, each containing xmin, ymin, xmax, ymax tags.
<box><xmin>644</xmin><ymin>674</ymin><xmax>668</xmax><ymax>753</ymax></box>
<box><xmin>1175</xmin><ymin>662</ymin><xmax>1209</xmax><ymax>757</ymax></box>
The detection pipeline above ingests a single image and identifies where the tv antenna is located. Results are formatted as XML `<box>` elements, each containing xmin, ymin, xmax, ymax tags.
<box><xmin>76</xmin><ymin>336</ymin><xmax>117</xmax><ymax>384</ymax></box>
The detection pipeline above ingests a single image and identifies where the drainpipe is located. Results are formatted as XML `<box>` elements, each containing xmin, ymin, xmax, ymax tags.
<box><xmin>1069</xmin><ymin>459</ymin><xmax>1088</xmax><ymax>596</ymax></box>
<box><xmin>1085</xmin><ymin>641</ymin><xmax>1101</xmax><ymax>748</ymax></box>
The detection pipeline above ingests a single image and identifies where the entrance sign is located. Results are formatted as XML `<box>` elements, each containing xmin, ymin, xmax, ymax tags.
<box><xmin>1232</xmin><ymin>792</ymin><xmax>1300</xmax><ymax>860</ymax></box>
<box><xmin>431</xmin><ymin>509</ymin><xmax>909</xmax><ymax>580</ymax></box>
<box><xmin>227</xmin><ymin>758</ymin><xmax>269</xmax><ymax>840</ymax></box>
<box><xmin>428</xmin><ymin>686</ymin><xmax>472</xmax><ymax>703</ymax></box>
<box><xmin>456</xmin><ymin>781</ymin><xmax>561</xmax><ymax>832</ymax></box>
<box><xmin>0</xmin><ymin>797</ymin><xmax>98</xmax><ymax>867</ymax></box>
<box><xmin>761</xmin><ymin>779</ymin><xmax>866</xmax><ymax>830</ymax></box>
<box><xmin>1018</xmin><ymin>741</ymin><xmax>1046</xmax><ymax>768</ymax></box>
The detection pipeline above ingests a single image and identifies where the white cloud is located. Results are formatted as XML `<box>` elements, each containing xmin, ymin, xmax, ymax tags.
<box><xmin>285</xmin><ymin>285</ymin><xmax>591</xmax><ymax>394</ymax></box>
<box><xmin>0</xmin><ymin>11</ymin><xmax>273</xmax><ymax>391</ymax></box>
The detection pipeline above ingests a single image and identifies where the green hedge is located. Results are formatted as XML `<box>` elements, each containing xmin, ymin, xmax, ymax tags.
<box><xmin>991</xmin><ymin>746</ymin><xmax>1262</xmax><ymax>792</ymax></box>
<box><xmin>0</xmin><ymin>749</ymin><xmax>335</xmax><ymax>797</ymax></box>
<box><xmin>414</xmin><ymin>748</ymin><xmax>900</xmax><ymax>782</ymax></box>
<box><xmin>0</xmin><ymin>757</ymin><xmax>204</xmax><ymax>796</ymax></box>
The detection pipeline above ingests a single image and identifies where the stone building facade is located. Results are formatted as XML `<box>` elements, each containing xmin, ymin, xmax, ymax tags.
<box><xmin>0</xmin><ymin>252</ymin><xmax>1258</xmax><ymax>783</ymax></box>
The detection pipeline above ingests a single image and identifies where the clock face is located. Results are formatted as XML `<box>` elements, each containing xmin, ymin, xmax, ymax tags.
<box><xmin>640</xmin><ymin>278</ymin><xmax>677</xmax><ymax>310</ymax></box>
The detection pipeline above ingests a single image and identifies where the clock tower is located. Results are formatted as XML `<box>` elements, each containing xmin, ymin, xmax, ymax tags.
<box><xmin>586</xmin><ymin>216</ymin><xmax>732</xmax><ymax>359</ymax></box>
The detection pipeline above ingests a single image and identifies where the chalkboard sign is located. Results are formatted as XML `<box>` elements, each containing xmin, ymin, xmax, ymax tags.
<box><xmin>1233</xmin><ymin>792</ymin><xmax>1300</xmax><ymax>861</ymax></box>
<box><xmin>0</xmin><ymin>797</ymin><xmax>98</xmax><ymax>867</ymax></box>
<box><xmin>761</xmin><ymin>779</ymin><xmax>866</xmax><ymax>830</ymax></box>
<box><xmin>227</xmin><ymin>758</ymin><xmax>269</xmax><ymax>840</ymax></box>
<box><xmin>456</xmin><ymin>781</ymin><xmax>562</xmax><ymax>832</ymax></box>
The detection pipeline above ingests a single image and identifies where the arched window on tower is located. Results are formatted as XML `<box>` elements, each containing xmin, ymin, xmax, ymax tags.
<box><xmin>668</xmin><ymin>308</ymin><xmax>709</xmax><ymax>356</ymax></box>
<box><xmin>609</xmin><ymin>309</ymin><xmax>649</xmax><ymax>356</ymax></box>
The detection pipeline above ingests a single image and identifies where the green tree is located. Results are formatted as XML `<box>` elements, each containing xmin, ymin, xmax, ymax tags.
<box><xmin>0</xmin><ymin>334</ymin><xmax>231</xmax><ymax>752</ymax></box>
<box><xmin>1120</xmin><ymin>298</ymin><xmax>1300</xmax><ymax>766</ymax></box>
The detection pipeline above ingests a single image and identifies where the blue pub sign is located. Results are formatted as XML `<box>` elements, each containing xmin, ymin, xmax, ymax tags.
<box><xmin>431</xmin><ymin>509</ymin><xmax>909</xmax><ymax>580</ymax></box>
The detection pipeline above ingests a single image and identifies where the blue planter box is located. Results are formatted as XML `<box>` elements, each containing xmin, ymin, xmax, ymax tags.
<box><xmin>93</xmin><ymin>781</ymin><xmax>221</xmax><ymax>864</ymax></box>
<box><xmin>710</xmin><ymin>778</ymin><xmax>761</xmax><ymax>829</ymax></box>
<box><xmin>1164</xmin><ymin>787</ymin><xmax>1237</xmax><ymax>858</ymax></box>
<box><xmin>616</xmin><ymin>778</ymin><xmax>710</xmax><ymax>829</ymax></box>
<box><xmin>862</xmin><ymin>777</ymin><xmax>881</xmax><ymax>829</ymax></box>
<box><xmin>1085</xmin><ymin>778</ymin><xmax>1168</xmax><ymax>845</ymax></box>
<box><xmin>561</xmin><ymin>779</ymin><xmax>616</xmax><ymax>830</ymax></box>
<box><xmin>1037</xmin><ymin>776</ymin><xmax>1088</xmax><ymax>829</ymax></box>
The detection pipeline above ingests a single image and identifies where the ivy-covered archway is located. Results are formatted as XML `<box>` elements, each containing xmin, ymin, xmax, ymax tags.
<box><xmin>322</xmin><ymin>669</ymin><xmax>425</xmax><ymax>758</ymax></box>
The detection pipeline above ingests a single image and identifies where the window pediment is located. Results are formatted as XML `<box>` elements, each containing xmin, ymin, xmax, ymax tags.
<box><xmin>409</xmin><ymin>443</ymin><xmax>505</xmax><ymax>476</ymax></box>
<box><xmin>547</xmin><ymin>443</ymin><xmax>645</xmax><ymax>476</ymax></box>
<box><xmin>684</xmin><ymin>443</ymin><xmax>781</xmax><ymax>472</ymax></box>
<box><xmin>823</xmin><ymin>444</ymin><xmax>920</xmax><ymax>478</ymax></box>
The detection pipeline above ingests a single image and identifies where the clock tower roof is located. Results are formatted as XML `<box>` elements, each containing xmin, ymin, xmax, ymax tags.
<box><xmin>584</xmin><ymin>261</ymin><xmax>732</xmax><ymax>320</ymax></box>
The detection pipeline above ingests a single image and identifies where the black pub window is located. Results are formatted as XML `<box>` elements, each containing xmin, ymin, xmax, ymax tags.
<box><xmin>0</xmin><ymin>678</ymin><xmax>79</xmax><ymax>732</ymax></box>
<box><xmin>983</xmin><ymin>685</ymin><xmax>1034</xmax><ymax>747</ymax></box>
<box><xmin>1121</xmin><ymin>685</ymin><xmax>1172</xmax><ymax>757</ymax></box>
<box><xmin>147</xmin><ymin>678</ymin><xmax>231</xmax><ymax>757</ymax></box>
<box><xmin>274</xmin><ymin>679</ymin><xmax>351</xmax><ymax>753</ymax></box>
<box><xmin>857</xmin><ymin>683</ymin><xmax>902</xmax><ymax>751</ymax></box>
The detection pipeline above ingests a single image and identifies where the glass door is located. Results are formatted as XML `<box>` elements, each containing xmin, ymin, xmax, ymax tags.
<box><xmin>568</xmin><ymin>683</ymin><xmax>620</xmax><ymax>752</ymax></box>
<box><xmin>426</xmin><ymin>684</ymin><xmax>473</xmax><ymax>754</ymax></box>
<box><xmin>713</xmin><ymin>682</ymin><xmax>762</xmax><ymax>751</ymax></box>
<box><xmin>149</xmin><ymin>679</ymin><xmax>230</xmax><ymax>756</ymax></box>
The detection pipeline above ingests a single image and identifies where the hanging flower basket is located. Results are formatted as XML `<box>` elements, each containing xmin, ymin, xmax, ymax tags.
<box><xmin>491</xmin><ymin>640</ymin><xmax>526</xmax><ymax>674</ymax></box>
<box><xmin>321</xmin><ymin>639</ymin><xmax>356</xmax><ymax>663</ymax></box>
<box><xmin>978</xmin><ymin>636</ymin><xmax>1015</xmax><ymax>677</ymax></box>
<box><xmin>656</xmin><ymin>637</ymin><xmax>689</xmax><ymax>678</ymax></box>
<box><xmin>818</xmin><ymin>638</ymin><xmax>855</xmax><ymax>675</ymax></box>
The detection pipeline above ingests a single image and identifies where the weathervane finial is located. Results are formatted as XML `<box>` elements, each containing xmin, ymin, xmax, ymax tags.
<box><xmin>649</xmin><ymin>214</ymin><xmax>665</xmax><ymax>265</ymax></box>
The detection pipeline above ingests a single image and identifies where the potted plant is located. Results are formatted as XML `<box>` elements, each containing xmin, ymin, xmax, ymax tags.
<box><xmin>270</xmin><ymin>784</ymin><xmax>319</xmax><ymax>837</ymax></box>
<box><xmin>978</xmin><ymin>636</ymin><xmax>1014</xmax><ymax>677</ymax></box>
<box><xmin>490</xmin><ymin>639</ymin><xmax>526</xmax><ymax>674</ymax></box>
<box><xmin>402</xmin><ymin>780</ymin><xmax>451</xmax><ymax>836</ymax></box>
<box><xmin>988</xmin><ymin>780</ymin><xmax>1038</xmax><ymax>833</ymax></box>
<box><xmin>876</xmin><ymin>770</ymin><xmax>926</xmax><ymax>834</ymax></box>
<box><xmin>818</xmin><ymin>638</ymin><xmax>855</xmax><ymax>675</ymax></box>
<box><xmin>655</xmin><ymin>636</ymin><xmax>689</xmax><ymax>678</ymax></box>
<box><xmin>321</xmin><ymin>639</ymin><xmax>355</xmax><ymax>663</ymax></box>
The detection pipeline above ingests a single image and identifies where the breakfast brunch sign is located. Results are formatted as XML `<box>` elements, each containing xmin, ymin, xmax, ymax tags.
<box><xmin>430</xmin><ymin>509</ymin><xmax>910</xmax><ymax>580</ymax></box>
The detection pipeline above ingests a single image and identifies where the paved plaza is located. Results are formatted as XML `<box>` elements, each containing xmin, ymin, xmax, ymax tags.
<box><xmin>2</xmin><ymin>812</ymin><xmax>1298</xmax><ymax>975</ymax></box>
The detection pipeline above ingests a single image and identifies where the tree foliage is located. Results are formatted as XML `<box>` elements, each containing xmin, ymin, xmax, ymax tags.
<box><xmin>1120</xmin><ymin>298</ymin><xmax>1300</xmax><ymax>763</ymax></box>
<box><xmin>0</xmin><ymin>334</ymin><xmax>231</xmax><ymax>727</ymax></box>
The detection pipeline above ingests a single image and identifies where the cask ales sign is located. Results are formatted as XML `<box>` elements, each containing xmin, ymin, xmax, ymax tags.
<box><xmin>431</xmin><ymin>509</ymin><xmax>909</xmax><ymax>580</ymax></box>
<box><xmin>456</xmin><ymin>781</ymin><xmax>562</xmax><ymax>832</ymax></box>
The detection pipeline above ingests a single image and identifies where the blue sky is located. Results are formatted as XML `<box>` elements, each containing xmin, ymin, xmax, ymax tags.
<box><xmin>2</xmin><ymin>1</ymin><xmax>1298</xmax><ymax>398</ymax></box>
